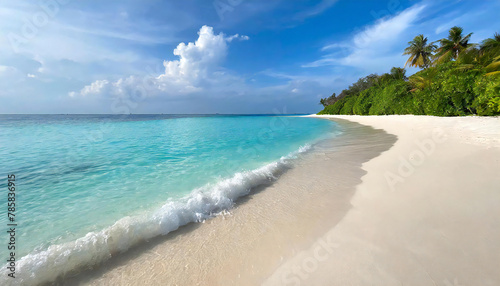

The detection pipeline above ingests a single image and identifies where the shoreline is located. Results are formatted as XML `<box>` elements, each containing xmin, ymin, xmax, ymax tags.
<box><xmin>65</xmin><ymin>118</ymin><xmax>396</xmax><ymax>285</ymax></box>
<box><xmin>265</xmin><ymin>115</ymin><xmax>500</xmax><ymax>285</ymax></box>
<box><xmin>65</xmin><ymin>115</ymin><xmax>500</xmax><ymax>285</ymax></box>
<box><xmin>2</xmin><ymin>116</ymin><xmax>334</xmax><ymax>286</ymax></box>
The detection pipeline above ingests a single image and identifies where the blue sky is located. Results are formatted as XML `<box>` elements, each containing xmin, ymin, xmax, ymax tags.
<box><xmin>0</xmin><ymin>0</ymin><xmax>499</xmax><ymax>114</ymax></box>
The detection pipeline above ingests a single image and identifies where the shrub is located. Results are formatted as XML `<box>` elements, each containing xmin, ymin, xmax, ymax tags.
<box><xmin>353</xmin><ymin>88</ymin><xmax>374</xmax><ymax>115</ymax></box>
<box><xmin>473</xmin><ymin>75</ymin><xmax>500</xmax><ymax>116</ymax></box>
<box><xmin>368</xmin><ymin>80</ymin><xmax>411</xmax><ymax>115</ymax></box>
<box><xmin>339</xmin><ymin>95</ymin><xmax>357</xmax><ymax>114</ymax></box>
<box><xmin>318</xmin><ymin>62</ymin><xmax>496</xmax><ymax>116</ymax></box>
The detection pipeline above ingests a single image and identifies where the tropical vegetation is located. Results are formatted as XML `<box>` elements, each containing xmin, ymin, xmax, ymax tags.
<box><xmin>319</xmin><ymin>27</ymin><xmax>500</xmax><ymax>116</ymax></box>
<box><xmin>403</xmin><ymin>34</ymin><xmax>436</xmax><ymax>68</ymax></box>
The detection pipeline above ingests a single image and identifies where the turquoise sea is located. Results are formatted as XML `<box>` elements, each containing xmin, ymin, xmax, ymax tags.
<box><xmin>0</xmin><ymin>114</ymin><xmax>340</xmax><ymax>284</ymax></box>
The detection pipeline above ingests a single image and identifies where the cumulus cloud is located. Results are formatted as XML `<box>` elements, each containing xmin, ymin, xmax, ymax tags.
<box><xmin>68</xmin><ymin>26</ymin><xmax>331</xmax><ymax>114</ymax></box>
<box><xmin>71</xmin><ymin>26</ymin><xmax>249</xmax><ymax>98</ymax></box>
<box><xmin>70</xmin><ymin>80</ymin><xmax>110</xmax><ymax>97</ymax></box>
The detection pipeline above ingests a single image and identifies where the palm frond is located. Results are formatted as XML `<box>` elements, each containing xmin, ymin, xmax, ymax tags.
<box><xmin>485</xmin><ymin>71</ymin><xmax>500</xmax><ymax>76</ymax></box>
<box><xmin>403</xmin><ymin>34</ymin><xmax>435</xmax><ymax>68</ymax></box>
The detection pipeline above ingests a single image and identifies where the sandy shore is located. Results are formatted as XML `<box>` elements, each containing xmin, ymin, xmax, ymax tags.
<box><xmin>68</xmin><ymin>115</ymin><xmax>500</xmax><ymax>286</ymax></box>
<box><xmin>65</xmin><ymin>119</ymin><xmax>394</xmax><ymax>285</ymax></box>
<box><xmin>265</xmin><ymin>115</ymin><xmax>500</xmax><ymax>286</ymax></box>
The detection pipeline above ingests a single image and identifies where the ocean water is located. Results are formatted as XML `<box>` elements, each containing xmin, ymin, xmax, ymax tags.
<box><xmin>0</xmin><ymin>114</ymin><xmax>340</xmax><ymax>285</ymax></box>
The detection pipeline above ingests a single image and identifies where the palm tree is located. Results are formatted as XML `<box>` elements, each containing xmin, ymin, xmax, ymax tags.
<box><xmin>480</xmin><ymin>32</ymin><xmax>500</xmax><ymax>57</ymax></box>
<box><xmin>454</xmin><ymin>47</ymin><xmax>481</xmax><ymax>71</ymax></box>
<box><xmin>403</xmin><ymin>35</ymin><xmax>437</xmax><ymax>69</ymax></box>
<box><xmin>434</xmin><ymin>26</ymin><xmax>475</xmax><ymax>64</ymax></box>
<box><xmin>485</xmin><ymin>55</ymin><xmax>500</xmax><ymax>77</ymax></box>
<box><xmin>409</xmin><ymin>67</ymin><xmax>438</xmax><ymax>91</ymax></box>
<box><xmin>390</xmin><ymin>67</ymin><xmax>407</xmax><ymax>80</ymax></box>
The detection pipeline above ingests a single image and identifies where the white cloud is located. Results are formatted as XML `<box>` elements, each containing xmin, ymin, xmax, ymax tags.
<box><xmin>68</xmin><ymin>26</ymin><xmax>330</xmax><ymax>114</ymax></box>
<box><xmin>352</xmin><ymin>5</ymin><xmax>425</xmax><ymax>49</ymax></box>
<box><xmin>294</xmin><ymin>0</ymin><xmax>339</xmax><ymax>20</ymax></box>
<box><xmin>0</xmin><ymin>65</ymin><xmax>16</xmax><ymax>73</ymax></box>
<box><xmin>0</xmin><ymin>1</ymin><xmax>180</xmax><ymax>90</ymax></box>
<box><xmin>321</xmin><ymin>43</ymin><xmax>351</xmax><ymax>51</ymax></box>
<box><xmin>80</xmin><ymin>80</ymin><xmax>110</xmax><ymax>96</ymax></box>
<box><xmin>303</xmin><ymin>4</ymin><xmax>426</xmax><ymax>71</ymax></box>
<box><xmin>71</xmin><ymin>26</ymin><xmax>249</xmax><ymax>98</ymax></box>
<box><xmin>227</xmin><ymin>34</ymin><xmax>250</xmax><ymax>42</ymax></box>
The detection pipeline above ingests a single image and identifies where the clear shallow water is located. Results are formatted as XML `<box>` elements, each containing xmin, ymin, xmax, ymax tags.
<box><xmin>0</xmin><ymin>114</ymin><xmax>339</xmax><ymax>284</ymax></box>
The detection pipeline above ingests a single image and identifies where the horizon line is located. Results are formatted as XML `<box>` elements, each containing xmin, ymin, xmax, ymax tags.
<box><xmin>0</xmin><ymin>113</ymin><xmax>313</xmax><ymax>116</ymax></box>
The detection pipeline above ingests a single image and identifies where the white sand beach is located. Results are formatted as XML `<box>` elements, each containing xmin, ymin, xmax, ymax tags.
<box><xmin>71</xmin><ymin>115</ymin><xmax>500</xmax><ymax>286</ymax></box>
<box><xmin>265</xmin><ymin>115</ymin><xmax>500</xmax><ymax>286</ymax></box>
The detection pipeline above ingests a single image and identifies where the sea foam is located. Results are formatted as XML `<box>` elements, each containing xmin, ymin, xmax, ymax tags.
<box><xmin>0</xmin><ymin>145</ymin><xmax>311</xmax><ymax>286</ymax></box>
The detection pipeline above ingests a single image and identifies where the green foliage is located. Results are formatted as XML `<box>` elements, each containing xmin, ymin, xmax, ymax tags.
<box><xmin>318</xmin><ymin>98</ymin><xmax>344</xmax><ymax>114</ymax></box>
<box><xmin>411</xmin><ymin>64</ymin><xmax>458</xmax><ymax>116</ymax></box>
<box><xmin>318</xmin><ymin>29</ymin><xmax>500</xmax><ymax>117</ymax></box>
<box><xmin>319</xmin><ymin>62</ymin><xmax>498</xmax><ymax>116</ymax></box>
<box><xmin>484</xmin><ymin>55</ymin><xmax>500</xmax><ymax>76</ymax></box>
<box><xmin>434</xmin><ymin>26</ymin><xmax>475</xmax><ymax>65</ymax></box>
<box><xmin>403</xmin><ymin>34</ymin><xmax>436</xmax><ymax>68</ymax></box>
<box><xmin>320</xmin><ymin>93</ymin><xmax>336</xmax><ymax>107</ymax></box>
<box><xmin>473</xmin><ymin>75</ymin><xmax>500</xmax><ymax>116</ymax></box>
<box><xmin>319</xmin><ymin>74</ymin><xmax>380</xmax><ymax>107</ymax></box>
<box><xmin>352</xmin><ymin>88</ymin><xmax>374</xmax><ymax>115</ymax></box>
<box><xmin>390</xmin><ymin>67</ymin><xmax>407</xmax><ymax>80</ymax></box>
<box><xmin>339</xmin><ymin>95</ymin><xmax>357</xmax><ymax>115</ymax></box>
<box><xmin>442</xmin><ymin>64</ymin><xmax>482</xmax><ymax>114</ymax></box>
<box><xmin>480</xmin><ymin>33</ymin><xmax>500</xmax><ymax>59</ymax></box>
<box><xmin>368</xmin><ymin>80</ymin><xmax>413</xmax><ymax>115</ymax></box>
<box><xmin>319</xmin><ymin>79</ymin><xmax>414</xmax><ymax>116</ymax></box>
